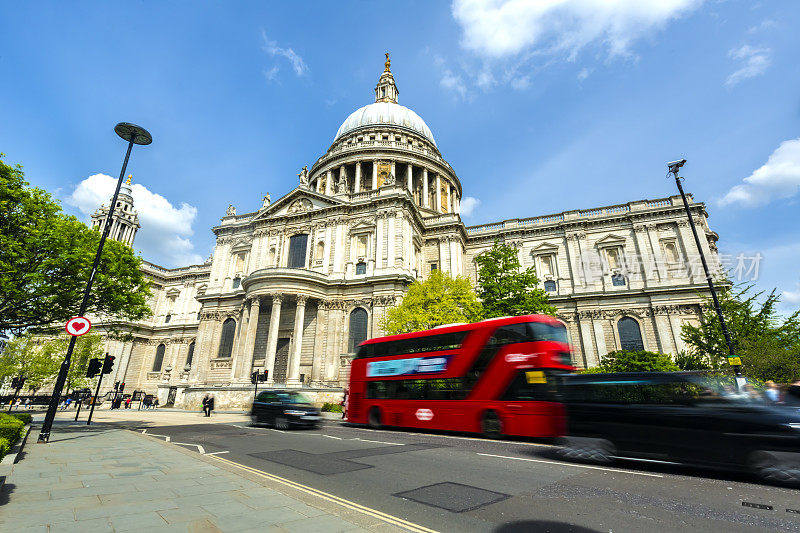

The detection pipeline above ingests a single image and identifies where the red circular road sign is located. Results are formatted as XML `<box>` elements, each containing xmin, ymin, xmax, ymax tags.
<box><xmin>415</xmin><ymin>408</ymin><xmax>434</xmax><ymax>421</ymax></box>
<box><xmin>65</xmin><ymin>316</ymin><xmax>92</xmax><ymax>336</ymax></box>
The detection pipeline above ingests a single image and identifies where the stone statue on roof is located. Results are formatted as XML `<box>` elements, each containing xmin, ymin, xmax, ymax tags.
<box><xmin>298</xmin><ymin>166</ymin><xmax>309</xmax><ymax>187</ymax></box>
<box><xmin>262</xmin><ymin>193</ymin><xmax>271</xmax><ymax>208</ymax></box>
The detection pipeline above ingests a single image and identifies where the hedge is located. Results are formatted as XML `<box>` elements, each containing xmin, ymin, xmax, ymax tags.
<box><xmin>0</xmin><ymin>413</ymin><xmax>24</xmax><ymax>446</ymax></box>
<box><xmin>12</xmin><ymin>412</ymin><xmax>32</xmax><ymax>425</ymax></box>
<box><xmin>321</xmin><ymin>402</ymin><xmax>343</xmax><ymax>413</ymax></box>
<box><xmin>0</xmin><ymin>437</ymin><xmax>9</xmax><ymax>460</ymax></box>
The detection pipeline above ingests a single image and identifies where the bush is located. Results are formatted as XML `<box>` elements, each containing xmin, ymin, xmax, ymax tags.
<box><xmin>0</xmin><ymin>437</ymin><xmax>9</xmax><ymax>460</ymax></box>
<box><xmin>11</xmin><ymin>412</ymin><xmax>32</xmax><ymax>425</ymax></box>
<box><xmin>321</xmin><ymin>402</ymin><xmax>343</xmax><ymax>413</ymax></box>
<box><xmin>0</xmin><ymin>414</ymin><xmax>25</xmax><ymax>446</ymax></box>
<box><xmin>596</xmin><ymin>350</ymin><xmax>680</xmax><ymax>373</ymax></box>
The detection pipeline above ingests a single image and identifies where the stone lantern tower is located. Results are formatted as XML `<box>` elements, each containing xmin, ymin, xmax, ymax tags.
<box><xmin>90</xmin><ymin>174</ymin><xmax>140</xmax><ymax>247</ymax></box>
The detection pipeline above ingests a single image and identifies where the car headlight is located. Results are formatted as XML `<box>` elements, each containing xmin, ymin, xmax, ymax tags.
<box><xmin>786</xmin><ymin>423</ymin><xmax>800</xmax><ymax>430</ymax></box>
<box><xmin>284</xmin><ymin>410</ymin><xmax>307</xmax><ymax>416</ymax></box>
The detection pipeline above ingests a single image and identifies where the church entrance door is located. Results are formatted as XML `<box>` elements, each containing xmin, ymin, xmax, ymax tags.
<box><xmin>273</xmin><ymin>338</ymin><xmax>290</xmax><ymax>383</ymax></box>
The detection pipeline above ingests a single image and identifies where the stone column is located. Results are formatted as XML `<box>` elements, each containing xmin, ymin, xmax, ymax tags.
<box><xmin>326</xmin><ymin>169</ymin><xmax>333</xmax><ymax>196</ymax></box>
<box><xmin>376</xmin><ymin>214</ymin><xmax>384</xmax><ymax>270</ymax></box>
<box><xmin>422</xmin><ymin>169</ymin><xmax>429</xmax><ymax>208</ymax></box>
<box><xmin>231</xmin><ymin>303</ymin><xmax>250</xmax><ymax>380</ymax></box>
<box><xmin>354</xmin><ymin>162</ymin><xmax>361</xmax><ymax>193</ymax></box>
<box><xmin>390</xmin><ymin>160</ymin><xmax>396</xmax><ymax>185</ymax></box>
<box><xmin>337</xmin><ymin>166</ymin><xmax>346</xmax><ymax>194</ymax></box>
<box><xmin>287</xmin><ymin>296</ymin><xmax>307</xmax><ymax>386</ymax></box>
<box><xmin>372</xmin><ymin>160</ymin><xmax>378</xmax><ymax>190</ymax></box>
<box><xmin>264</xmin><ymin>294</ymin><xmax>282</xmax><ymax>384</ymax></box>
<box><xmin>446</xmin><ymin>183</ymin><xmax>452</xmax><ymax>213</ymax></box>
<box><xmin>311</xmin><ymin>302</ymin><xmax>327</xmax><ymax>382</ymax></box>
<box><xmin>387</xmin><ymin>213</ymin><xmax>396</xmax><ymax>268</ymax></box>
<box><xmin>454</xmin><ymin>195</ymin><xmax>460</xmax><ymax>214</ymax></box>
<box><xmin>407</xmin><ymin>163</ymin><xmax>413</xmax><ymax>192</ymax></box>
<box><xmin>435</xmin><ymin>174</ymin><xmax>442</xmax><ymax>212</ymax></box>
<box><xmin>238</xmin><ymin>297</ymin><xmax>260</xmax><ymax>379</ymax></box>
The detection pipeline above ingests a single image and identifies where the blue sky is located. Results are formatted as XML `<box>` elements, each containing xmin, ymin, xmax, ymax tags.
<box><xmin>1</xmin><ymin>1</ymin><xmax>798</xmax><ymax>311</ymax></box>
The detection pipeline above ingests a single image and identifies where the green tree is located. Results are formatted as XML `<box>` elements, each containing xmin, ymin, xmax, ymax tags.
<box><xmin>0</xmin><ymin>154</ymin><xmax>151</xmax><ymax>335</ymax></box>
<box><xmin>589</xmin><ymin>350</ymin><xmax>680</xmax><ymax>373</ymax></box>
<box><xmin>379</xmin><ymin>270</ymin><xmax>483</xmax><ymax>334</ymax></box>
<box><xmin>681</xmin><ymin>283</ymin><xmax>800</xmax><ymax>379</ymax></box>
<box><xmin>475</xmin><ymin>241</ymin><xmax>556</xmax><ymax>319</ymax></box>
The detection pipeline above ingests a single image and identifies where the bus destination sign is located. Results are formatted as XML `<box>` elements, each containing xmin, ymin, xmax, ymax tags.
<box><xmin>366</xmin><ymin>355</ymin><xmax>451</xmax><ymax>377</ymax></box>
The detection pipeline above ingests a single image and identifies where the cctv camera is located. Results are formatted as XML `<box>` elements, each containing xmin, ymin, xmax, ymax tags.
<box><xmin>667</xmin><ymin>159</ymin><xmax>686</xmax><ymax>172</ymax></box>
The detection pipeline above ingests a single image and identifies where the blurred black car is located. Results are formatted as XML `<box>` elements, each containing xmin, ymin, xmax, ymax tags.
<box><xmin>250</xmin><ymin>390</ymin><xmax>321</xmax><ymax>429</ymax></box>
<box><xmin>558</xmin><ymin>372</ymin><xmax>800</xmax><ymax>485</ymax></box>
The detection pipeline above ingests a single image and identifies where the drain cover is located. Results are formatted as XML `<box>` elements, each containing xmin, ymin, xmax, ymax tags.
<box><xmin>394</xmin><ymin>482</ymin><xmax>510</xmax><ymax>513</ymax></box>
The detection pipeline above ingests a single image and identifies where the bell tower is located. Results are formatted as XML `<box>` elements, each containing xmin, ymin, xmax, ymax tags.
<box><xmin>90</xmin><ymin>174</ymin><xmax>140</xmax><ymax>247</ymax></box>
<box><xmin>374</xmin><ymin>52</ymin><xmax>399</xmax><ymax>104</ymax></box>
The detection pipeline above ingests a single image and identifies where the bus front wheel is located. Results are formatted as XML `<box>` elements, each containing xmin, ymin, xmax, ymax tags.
<box><xmin>480</xmin><ymin>410</ymin><xmax>503</xmax><ymax>439</ymax></box>
<box><xmin>368</xmin><ymin>406</ymin><xmax>382</xmax><ymax>429</ymax></box>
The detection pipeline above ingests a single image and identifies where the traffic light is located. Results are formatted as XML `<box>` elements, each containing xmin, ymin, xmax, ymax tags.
<box><xmin>119</xmin><ymin>382</ymin><xmax>125</xmax><ymax>393</ymax></box>
<box><xmin>260</xmin><ymin>370</ymin><xmax>268</xmax><ymax>382</ymax></box>
<box><xmin>114</xmin><ymin>381</ymin><xmax>120</xmax><ymax>391</ymax></box>
<box><xmin>102</xmin><ymin>355</ymin><xmax>115</xmax><ymax>374</ymax></box>
<box><xmin>250</xmin><ymin>371</ymin><xmax>258</xmax><ymax>384</ymax></box>
<box><xmin>86</xmin><ymin>358</ymin><xmax>102</xmax><ymax>378</ymax></box>
<box><xmin>10</xmin><ymin>376</ymin><xmax>25</xmax><ymax>389</ymax></box>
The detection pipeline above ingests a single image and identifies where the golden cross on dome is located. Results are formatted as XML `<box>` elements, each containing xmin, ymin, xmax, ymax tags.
<box><xmin>126</xmin><ymin>174</ymin><xmax>132</xmax><ymax>185</ymax></box>
<box><xmin>384</xmin><ymin>52</ymin><xmax>390</xmax><ymax>72</ymax></box>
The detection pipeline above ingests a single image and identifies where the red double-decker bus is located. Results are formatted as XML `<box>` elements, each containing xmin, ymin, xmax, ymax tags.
<box><xmin>346</xmin><ymin>315</ymin><xmax>575</xmax><ymax>438</ymax></box>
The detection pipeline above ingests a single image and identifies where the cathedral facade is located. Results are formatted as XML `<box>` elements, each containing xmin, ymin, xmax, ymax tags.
<box><xmin>92</xmin><ymin>57</ymin><xmax>722</xmax><ymax>409</ymax></box>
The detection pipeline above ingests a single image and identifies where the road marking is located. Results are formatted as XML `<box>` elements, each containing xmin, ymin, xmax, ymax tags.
<box><xmin>205</xmin><ymin>450</ymin><xmax>230</xmax><ymax>456</ymax></box>
<box><xmin>352</xmin><ymin>437</ymin><xmax>403</xmax><ymax>446</ymax></box>
<box><xmin>173</xmin><ymin>442</ymin><xmax>205</xmax><ymax>454</ymax></box>
<box><xmin>322</xmin><ymin>434</ymin><xmax>342</xmax><ymax>440</ymax></box>
<box><xmin>209</xmin><ymin>454</ymin><xmax>437</xmax><ymax>533</ymax></box>
<box><xmin>143</xmin><ymin>432</ymin><xmax>171</xmax><ymax>442</ymax></box>
<box><xmin>340</xmin><ymin>425</ymin><xmax>554</xmax><ymax>447</ymax></box>
<box><xmin>476</xmin><ymin>453</ymin><xmax>664</xmax><ymax>478</ymax></box>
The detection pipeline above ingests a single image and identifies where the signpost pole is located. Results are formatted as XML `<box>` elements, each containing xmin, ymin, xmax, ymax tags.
<box><xmin>86</xmin><ymin>364</ymin><xmax>105</xmax><ymax>426</ymax></box>
<box><xmin>74</xmin><ymin>392</ymin><xmax>83</xmax><ymax>421</ymax></box>
<box><xmin>38</xmin><ymin>123</ymin><xmax>150</xmax><ymax>443</ymax></box>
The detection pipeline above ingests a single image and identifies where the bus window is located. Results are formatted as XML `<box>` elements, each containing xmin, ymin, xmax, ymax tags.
<box><xmin>501</xmin><ymin>370</ymin><xmax>565</xmax><ymax>401</ymax></box>
<box><xmin>529</xmin><ymin>322</ymin><xmax>568</xmax><ymax>343</ymax></box>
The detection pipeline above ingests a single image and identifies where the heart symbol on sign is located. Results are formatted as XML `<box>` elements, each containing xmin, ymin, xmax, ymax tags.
<box><xmin>73</xmin><ymin>322</ymin><xmax>86</xmax><ymax>332</ymax></box>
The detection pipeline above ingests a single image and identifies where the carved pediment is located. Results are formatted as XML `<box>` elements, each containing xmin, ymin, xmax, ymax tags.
<box><xmin>250</xmin><ymin>188</ymin><xmax>345</xmax><ymax>223</ymax></box>
<box><xmin>594</xmin><ymin>234</ymin><xmax>627</xmax><ymax>247</ymax></box>
<box><xmin>530</xmin><ymin>242</ymin><xmax>559</xmax><ymax>255</ymax></box>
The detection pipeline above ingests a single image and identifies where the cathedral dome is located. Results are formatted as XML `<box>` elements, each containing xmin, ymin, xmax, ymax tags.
<box><xmin>334</xmin><ymin>102</ymin><xmax>436</xmax><ymax>147</ymax></box>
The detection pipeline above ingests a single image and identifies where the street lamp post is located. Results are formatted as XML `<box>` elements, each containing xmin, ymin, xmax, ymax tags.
<box><xmin>667</xmin><ymin>159</ymin><xmax>742</xmax><ymax>385</ymax></box>
<box><xmin>38</xmin><ymin>123</ymin><xmax>151</xmax><ymax>443</ymax></box>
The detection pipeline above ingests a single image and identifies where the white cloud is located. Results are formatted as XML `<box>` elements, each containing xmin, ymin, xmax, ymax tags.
<box><xmin>783</xmin><ymin>283</ymin><xmax>800</xmax><ymax>305</ymax></box>
<box><xmin>460</xmin><ymin>196</ymin><xmax>481</xmax><ymax>216</ymax></box>
<box><xmin>441</xmin><ymin>69</ymin><xmax>470</xmax><ymax>101</ymax></box>
<box><xmin>719</xmin><ymin>138</ymin><xmax>800</xmax><ymax>207</ymax></box>
<box><xmin>747</xmin><ymin>19</ymin><xmax>775</xmax><ymax>34</ymax></box>
<box><xmin>66</xmin><ymin>174</ymin><xmax>203</xmax><ymax>267</ymax></box>
<box><xmin>263</xmin><ymin>65</ymin><xmax>280</xmax><ymax>82</ymax></box>
<box><xmin>261</xmin><ymin>30</ymin><xmax>308</xmax><ymax>78</ymax></box>
<box><xmin>452</xmin><ymin>0</ymin><xmax>701</xmax><ymax>60</ymax></box>
<box><xmin>725</xmin><ymin>44</ymin><xmax>770</xmax><ymax>88</ymax></box>
<box><xmin>577</xmin><ymin>67</ymin><xmax>593</xmax><ymax>81</ymax></box>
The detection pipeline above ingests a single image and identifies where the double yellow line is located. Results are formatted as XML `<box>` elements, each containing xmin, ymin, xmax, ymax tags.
<box><xmin>209</xmin><ymin>454</ymin><xmax>437</xmax><ymax>533</ymax></box>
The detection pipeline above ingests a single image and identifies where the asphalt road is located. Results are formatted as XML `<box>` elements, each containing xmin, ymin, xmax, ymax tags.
<box><xmin>138</xmin><ymin>419</ymin><xmax>800</xmax><ymax>532</ymax></box>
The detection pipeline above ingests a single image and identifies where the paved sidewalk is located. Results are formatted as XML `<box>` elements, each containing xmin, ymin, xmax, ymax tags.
<box><xmin>0</xmin><ymin>423</ymin><xmax>379</xmax><ymax>532</ymax></box>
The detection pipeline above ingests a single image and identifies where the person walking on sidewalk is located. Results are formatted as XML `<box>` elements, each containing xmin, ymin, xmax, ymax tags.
<box><xmin>206</xmin><ymin>395</ymin><xmax>215</xmax><ymax>417</ymax></box>
<box><xmin>202</xmin><ymin>394</ymin><xmax>209</xmax><ymax>416</ymax></box>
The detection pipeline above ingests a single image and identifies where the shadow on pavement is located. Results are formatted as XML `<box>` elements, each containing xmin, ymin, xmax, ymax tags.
<box><xmin>494</xmin><ymin>520</ymin><xmax>600</xmax><ymax>532</ymax></box>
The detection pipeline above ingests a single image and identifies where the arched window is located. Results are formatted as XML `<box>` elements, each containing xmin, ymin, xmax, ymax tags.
<box><xmin>355</xmin><ymin>262</ymin><xmax>367</xmax><ymax>275</ymax></box>
<box><xmin>611</xmin><ymin>273</ymin><xmax>626</xmax><ymax>286</ymax></box>
<box><xmin>186</xmin><ymin>342</ymin><xmax>195</xmax><ymax>367</ymax></box>
<box><xmin>315</xmin><ymin>241</ymin><xmax>325</xmax><ymax>262</ymax></box>
<box><xmin>544</xmin><ymin>280</ymin><xmax>557</xmax><ymax>292</ymax></box>
<box><xmin>288</xmin><ymin>234</ymin><xmax>308</xmax><ymax>268</ymax></box>
<box><xmin>153</xmin><ymin>344</ymin><xmax>165</xmax><ymax>372</ymax></box>
<box><xmin>618</xmin><ymin>317</ymin><xmax>644</xmax><ymax>351</ymax></box>
<box><xmin>217</xmin><ymin>318</ymin><xmax>236</xmax><ymax>358</ymax></box>
<box><xmin>348</xmin><ymin>308</ymin><xmax>368</xmax><ymax>352</ymax></box>
<box><xmin>164</xmin><ymin>314</ymin><xmax>171</xmax><ymax>323</ymax></box>
<box><xmin>232</xmin><ymin>277</ymin><xmax>241</xmax><ymax>289</ymax></box>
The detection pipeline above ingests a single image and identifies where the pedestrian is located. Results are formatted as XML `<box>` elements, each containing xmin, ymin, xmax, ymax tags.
<box><xmin>125</xmin><ymin>397</ymin><xmax>132</xmax><ymax>409</ymax></box>
<box><xmin>153</xmin><ymin>397</ymin><xmax>159</xmax><ymax>409</ymax></box>
<box><xmin>202</xmin><ymin>394</ymin><xmax>209</xmax><ymax>416</ymax></box>
<box><xmin>764</xmin><ymin>381</ymin><xmax>780</xmax><ymax>403</ymax></box>
<box><xmin>24</xmin><ymin>398</ymin><xmax>31</xmax><ymax>410</ymax></box>
<box><xmin>206</xmin><ymin>394</ymin><xmax>215</xmax><ymax>417</ymax></box>
<box><xmin>341</xmin><ymin>388</ymin><xmax>348</xmax><ymax>419</ymax></box>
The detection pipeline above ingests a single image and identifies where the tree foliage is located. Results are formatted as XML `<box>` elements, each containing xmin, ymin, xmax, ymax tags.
<box><xmin>583</xmin><ymin>350</ymin><xmax>680</xmax><ymax>373</ymax></box>
<box><xmin>0</xmin><ymin>333</ymin><xmax>102</xmax><ymax>392</ymax></box>
<box><xmin>681</xmin><ymin>283</ymin><xmax>800</xmax><ymax>381</ymax></box>
<box><xmin>0</xmin><ymin>154</ymin><xmax>151</xmax><ymax>335</ymax></box>
<box><xmin>475</xmin><ymin>241</ymin><xmax>556</xmax><ymax>319</ymax></box>
<box><xmin>380</xmin><ymin>271</ymin><xmax>483</xmax><ymax>335</ymax></box>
